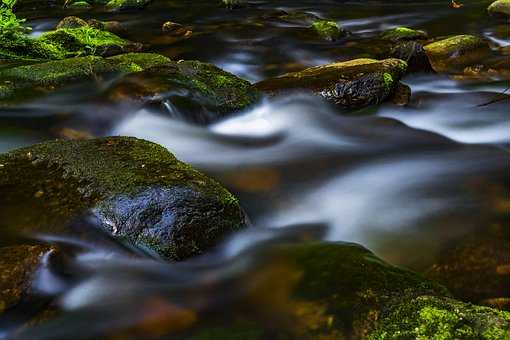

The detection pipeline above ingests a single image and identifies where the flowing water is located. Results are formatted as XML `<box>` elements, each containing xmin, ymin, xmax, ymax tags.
<box><xmin>2</xmin><ymin>0</ymin><xmax>510</xmax><ymax>338</ymax></box>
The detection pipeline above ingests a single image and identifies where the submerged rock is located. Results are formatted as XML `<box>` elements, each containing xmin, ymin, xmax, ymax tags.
<box><xmin>108</xmin><ymin>60</ymin><xmax>260</xmax><ymax>123</ymax></box>
<box><xmin>0</xmin><ymin>137</ymin><xmax>246</xmax><ymax>260</ymax></box>
<box><xmin>488</xmin><ymin>0</ymin><xmax>510</xmax><ymax>19</ymax></box>
<box><xmin>254</xmin><ymin>58</ymin><xmax>407</xmax><ymax>109</ymax></box>
<box><xmin>0</xmin><ymin>52</ymin><xmax>170</xmax><ymax>103</ymax></box>
<box><xmin>0</xmin><ymin>245</ymin><xmax>50</xmax><ymax>312</ymax></box>
<box><xmin>426</xmin><ymin>235</ymin><xmax>510</xmax><ymax>309</ymax></box>
<box><xmin>185</xmin><ymin>242</ymin><xmax>510</xmax><ymax>339</ymax></box>
<box><xmin>311</xmin><ymin>20</ymin><xmax>346</xmax><ymax>41</ymax></box>
<box><xmin>424</xmin><ymin>35</ymin><xmax>491</xmax><ymax>73</ymax></box>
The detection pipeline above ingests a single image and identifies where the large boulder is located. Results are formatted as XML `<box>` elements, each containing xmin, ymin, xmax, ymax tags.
<box><xmin>108</xmin><ymin>60</ymin><xmax>260</xmax><ymax>123</ymax></box>
<box><xmin>0</xmin><ymin>137</ymin><xmax>246</xmax><ymax>260</ymax></box>
<box><xmin>253</xmin><ymin>58</ymin><xmax>408</xmax><ymax>108</ymax></box>
<box><xmin>424</xmin><ymin>35</ymin><xmax>491</xmax><ymax>73</ymax></box>
<box><xmin>185</xmin><ymin>242</ymin><xmax>510</xmax><ymax>339</ymax></box>
<box><xmin>0</xmin><ymin>53</ymin><xmax>171</xmax><ymax>103</ymax></box>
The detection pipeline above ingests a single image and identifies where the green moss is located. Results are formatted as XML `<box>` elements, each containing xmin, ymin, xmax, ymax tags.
<box><xmin>105</xmin><ymin>0</ymin><xmax>149</xmax><ymax>10</ymax></box>
<box><xmin>40</xmin><ymin>26</ymin><xmax>129</xmax><ymax>57</ymax></box>
<box><xmin>0</xmin><ymin>53</ymin><xmax>170</xmax><ymax>102</ymax></box>
<box><xmin>311</xmin><ymin>20</ymin><xmax>344</xmax><ymax>41</ymax></box>
<box><xmin>369</xmin><ymin>295</ymin><xmax>510</xmax><ymax>339</ymax></box>
<box><xmin>380</xmin><ymin>27</ymin><xmax>427</xmax><ymax>42</ymax></box>
<box><xmin>383</xmin><ymin>72</ymin><xmax>393</xmax><ymax>89</ymax></box>
<box><xmin>66</xmin><ymin>1</ymin><xmax>91</xmax><ymax>8</ymax></box>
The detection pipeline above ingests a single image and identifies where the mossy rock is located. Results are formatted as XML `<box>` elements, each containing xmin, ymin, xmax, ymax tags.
<box><xmin>0</xmin><ymin>31</ymin><xmax>67</xmax><ymax>61</ymax></box>
<box><xmin>108</xmin><ymin>60</ymin><xmax>260</xmax><ymax>123</ymax></box>
<box><xmin>488</xmin><ymin>0</ymin><xmax>510</xmax><ymax>19</ymax></box>
<box><xmin>424</xmin><ymin>35</ymin><xmax>491</xmax><ymax>73</ymax></box>
<box><xmin>0</xmin><ymin>52</ymin><xmax>171</xmax><ymax>103</ymax></box>
<box><xmin>66</xmin><ymin>1</ymin><xmax>92</xmax><ymax>9</ymax></box>
<box><xmin>254</xmin><ymin>58</ymin><xmax>408</xmax><ymax>109</ymax></box>
<box><xmin>0</xmin><ymin>137</ymin><xmax>246</xmax><ymax>260</ymax></box>
<box><xmin>182</xmin><ymin>242</ymin><xmax>510</xmax><ymax>339</ymax></box>
<box><xmin>379</xmin><ymin>27</ymin><xmax>428</xmax><ymax>42</ymax></box>
<box><xmin>370</xmin><ymin>295</ymin><xmax>510</xmax><ymax>339</ymax></box>
<box><xmin>222</xmin><ymin>0</ymin><xmax>246</xmax><ymax>9</ymax></box>
<box><xmin>39</xmin><ymin>26</ymin><xmax>142</xmax><ymax>57</ymax></box>
<box><xmin>311</xmin><ymin>20</ymin><xmax>346</xmax><ymax>41</ymax></box>
<box><xmin>105</xmin><ymin>0</ymin><xmax>150</xmax><ymax>10</ymax></box>
<box><xmin>55</xmin><ymin>16</ymin><xmax>89</xmax><ymax>30</ymax></box>
<box><xmin>0</xmin><ymin>244</ymin><xmax>51</xmax><ymax>313</ymax></box>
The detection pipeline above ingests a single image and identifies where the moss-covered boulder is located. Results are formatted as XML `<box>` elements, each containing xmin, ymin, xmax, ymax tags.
<box><xmin>108</xmin><ymin>60</ymin><xmax>260</xmax><ymax>123</ymax></box>
<box><xmin>311</xmin><ymin>20</ymin><xmax>346</xmax><ymax>41</ymax></box>
<box><xmin>182</xmin><ymin>242</ymin><xmax>510</xmax><ymax>339</ymax></box>
<box><xmin>222</xmin><ymin>0</ymin><xmax>246</xmax><ymax>9</ymax></box>
<box><xmin>488</xmin><ymin>0</ymin><xmax>510</xmax><ymax>19</ymax></box>
<box><xmin>254</xmin><ymin>58</ymin><xmax>407</xmax><ymax>109</ymax></box>
<box><xmin>0</xmin><ymin>245</ymin><xmax>50</xmax><ymax>313</ymax></box>
<box><xmin>424</xmin><ymin>35</ymin><xmax>491</xmax><ymax>73</ymax></box>
<box><xmin>39</xmin><ymin>26</ymin><xmax>142</xmax><ymax>57</ymax></box>
<box><xmin>55</xmin><ymin>16</ymin><xmax>89</xmax><ymax>30</ymax></box>
<box><xmin>0</xmin><ymin>137</ymin><xmax>246</xmax><ymax>260</ymax></box>
<box><xmin>379</xmin><ymin>27</ymin><xmax>428</xmax><ymax>42</ymax></box>
<box><xmin>0</xmin><ymin>52</ymin><xmax>170</xmax><ymax>103</ymax></box>
<box><xmin>105</xmin><ymin>0</ymin><xmax>151</xmax><ymax>10</ymax></box>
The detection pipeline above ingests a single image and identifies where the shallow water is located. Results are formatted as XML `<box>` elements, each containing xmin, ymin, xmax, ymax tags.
<box><xmin>2</xmin><ymin>0</ymin><xmax>510</xmax><ymax>338</ymax></box>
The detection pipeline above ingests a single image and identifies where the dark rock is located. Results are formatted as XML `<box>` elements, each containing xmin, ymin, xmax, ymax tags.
<box><xmin>254</xmin><ymin>58</ymin><xmax>407</xmax><ymax>109</ymax></box>
<box><xmin>0</xmin><ymin>137</ymin><xmax>246</xmax><ymax>260</ymax></box>
<box><xmin>55</xmin><ymin>16</ymin><xmax>89</xmax><ymax>30</ymax></box>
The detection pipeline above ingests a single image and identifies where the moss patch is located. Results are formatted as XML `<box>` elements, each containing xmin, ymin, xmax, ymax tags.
<box><xmin>380</xmin><ymin>27</ymin><xmax>428</xmax><ymax>42</ymax></box>
<box><xmin>311</xmin><ymin>20</ymin><xmax>344</xmax><ymax>41</ymax></box>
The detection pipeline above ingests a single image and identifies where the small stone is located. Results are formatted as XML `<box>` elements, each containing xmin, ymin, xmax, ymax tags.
<box><xmin>311</xmin><ymin>20</ymin><xmax>346</xmax><ymax>41</ymax></box>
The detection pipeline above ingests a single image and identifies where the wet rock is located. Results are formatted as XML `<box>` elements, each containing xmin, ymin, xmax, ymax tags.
<box><xmin>271</xmin><ymin>10</ymin><xmax>319</xmax><ymax>25</ymax></box>
<box><xmin>223</xmin><ymin>0</ymin><xmax>246</xmax><ymax>9</ymax></box>
<box><xmin>108</xmin><ymin>60</ymin><xmax>260</xmax><ymax>123</ymax></box>
<box><xmin>66</xmin><ymin>1</ymin><xmax>91</xmax><ymax>9</ymax></box>
<box><xmin>162</xmin><ymin>21</ymin><xmax>193</xmax><ymax>38</ymax></box>
<box><xmin>387</xmin><ymin>40</ymin><xmax>433</xmax><ymax>72</ymax></box>
<box><xmin>186</xmin><ymin>242</ymin><xmax>510</xmax><ymax>339</ymax></box>
<box><xmin>379</xmin><ymin>27</ymin><xmax>428</xmax><ymax>42</ymax></box>
<box><xmin>0</xmin><ymin>137</ymin><xmax>246</xmax><ymax>260</ymax></box>
<box><xmin>87</xmin><ymin>19</ymin><xmax>127</xmax><ymax>37</ymax></box>
<box><xmin>426</xmin><ymin>235</ymin><xmax>510</xmax><ymax>308</ymax></box>
<box><xmin>55</xmin><ymin>16</ymin><xmax>88</xmax><ymax>30</ymax></box>
<box><xmin>0</xmin><ymin>53</ymin><xmax>171</xmax><ymax>103</ymax></box>
<box><xmin>390</xmin><ymin>82</ymin><xmax>411</xmax><ymax>106</ymax></box>
<box><xmin>254</xmin><ymin>58</ymin><xmax>407</xmax><ymax>109</ymax></box>
<box><xmin>488</xmin><ymin>0</ymin><xmax>510</xmax><ymax>19</ymax></box>
<box><xmin>310</xmin><ymin>20</ymin><xmax>346</xmax><ymax>41</ymax></box>
<box><xmin>105</xmin><ymin>0</ymin><xmax>151</xmax><ymax>11</ymax></box>
<box><xmin>0</xmin><ymin>245</ymin><xmax>50</xmax><ymax>313</ymax></box>
<box><xmin>424</xmin><ymin>35</ymin><xmax>491</xmax><ymax>73</ymax></box>
<box><xmin>40</xmin><ymin>26</ymin><xmax>142</xmax><ymax>57</ymax></box>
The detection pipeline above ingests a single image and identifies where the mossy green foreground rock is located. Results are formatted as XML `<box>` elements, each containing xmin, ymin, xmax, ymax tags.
<box><xmin>108</xmin><ymin>60</ymin><xmax>260</xmax><ymax>123</ymax></box>
<box><xmin>0</xmin><ymin>137</ymin><xmax>246</xmax><ymax>260</ymax></box>
<box><xmin>185</xmin><ymin>242</ymin><xmax>510</xmax><ymax>339</ymax></box>
<box><xmin>0</xmin><ymin>52</ymin><xmax>170</xmax><ymax>103</ymax></box>
<box><xmin>424</xmin><ymin>35</ymin><xmax>491</xmax><ymax>73</ymax></box>
<box><xmin>254</xmin><ymin>58</ymin><xmax>407</xmax><ymax>108</ymax></box>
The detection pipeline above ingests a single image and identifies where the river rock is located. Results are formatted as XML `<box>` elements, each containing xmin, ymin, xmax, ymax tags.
<box><xmin>55</xmin><ymin>16</ymin><xmax>89</xmax><ymax>30</ymax></box>
<box><xmin>311</xmin><ymin>20</ymin><xmax>346</xmax><ymax>41</ymax></box>
<box><xmin>379</xmin><ymin>27</ymin><xmax>428</xmax><ymax>42</ymax></box>
<box><xmin>0</xmin><ymin>137</ymin><xmax>246</xmax><ymax>260</ymax></box>
<box><xmin>426</xmin><ymin>235</ymin><xmax>510</xmax><ymax>309</ymax></box>
<box><xmin>0</xmin><ymin>245</ymin><xmax>50</xmax><ymax>313</ymax></box>
<box><xmin>185</xmin><ymin>242</ymin><xmax>510</xmax><ymax>339</ymax></box>
<box><xmin>254</xmin><ymin>58</ymin><xmax>408</xmax><ymax>108</ymax></box>
<box><xmin>108</xmin><ymin>60</ymin><xmax>260</xmax><ymax>123</ymax></box>
<box><xmin>0</xmin><ymin>53</ymin><xmax>171</xmax><ymax>104</ymax></box>
<box><xmin>488</xmin><ymin>0</ymin><xmax>510</xmax><ymax>19</ymax></box>
<box><xmin>424</xmin><ymin>35</ymin><xmax>491</xmax><ymax>73</ymax></box>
